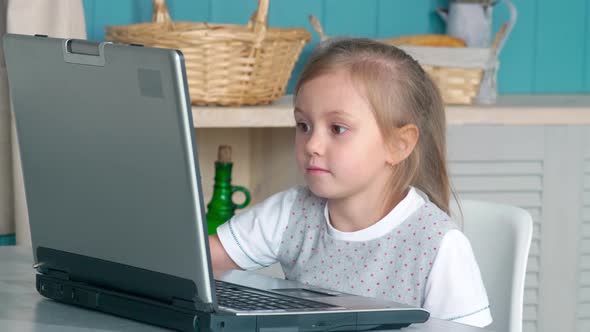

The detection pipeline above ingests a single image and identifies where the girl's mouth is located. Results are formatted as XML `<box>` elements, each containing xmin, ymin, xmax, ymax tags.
<box><xmin>306</xmin><ymin>166</ymin><xmax>330</xmax><ymax>174</ymax></box>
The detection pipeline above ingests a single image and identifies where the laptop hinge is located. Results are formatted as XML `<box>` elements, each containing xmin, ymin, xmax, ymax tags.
<box><xmin>172</xmin><ymin>297</ymin><xmax>215</xmax><ymax>313</ymax></box>
<box><xmin>34</xmin><ymin>262</ymin><xmax>70</xmax><ymax>280</ymax></box>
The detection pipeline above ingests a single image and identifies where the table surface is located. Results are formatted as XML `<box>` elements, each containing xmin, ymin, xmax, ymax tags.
<box><xmin>0</xmin><ymin>246</ymin><xmax>492</xmax><ymax>332</ymax></box>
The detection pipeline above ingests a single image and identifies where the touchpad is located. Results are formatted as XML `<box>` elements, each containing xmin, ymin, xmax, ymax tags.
<box><xmin>272</xmin><ymin>288</ymin><xmax>341</xmax><ymax>298</ymax></box>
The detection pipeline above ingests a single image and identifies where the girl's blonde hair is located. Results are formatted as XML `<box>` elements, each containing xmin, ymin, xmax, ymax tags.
<box><xmin>295</xmin><ymin>38</ymin><xmax>453</xmax><ymax>214</ymax></box>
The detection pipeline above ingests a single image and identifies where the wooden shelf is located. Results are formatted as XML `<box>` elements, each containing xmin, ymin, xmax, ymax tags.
<box><xmin>192</xmin><ymin>94</ymin><xmax>590</xmax><ymax>128</ymax></box>
<box><xmin>192</xmin><ymin>96</ymin><xmax>295</xmax><ymax>128</ymax></box>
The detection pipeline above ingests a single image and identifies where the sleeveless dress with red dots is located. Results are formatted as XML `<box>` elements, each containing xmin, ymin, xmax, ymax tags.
<box><xmin>277</xmin><ymin>187</ymin><xmax>458</xmax><ymax>308</ymax></box>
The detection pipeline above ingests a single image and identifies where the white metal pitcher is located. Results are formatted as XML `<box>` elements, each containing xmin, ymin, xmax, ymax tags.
<box><xmin>437</xmin><ymin>0</ymin><xmax>517</xmax><ymax>50</ymax></box>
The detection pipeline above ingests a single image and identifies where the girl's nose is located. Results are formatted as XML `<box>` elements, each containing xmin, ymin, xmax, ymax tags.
<box><xmin>305</xmin><ymin>131</ymin><xmax>324</xmax><ymax>156</ymax></box>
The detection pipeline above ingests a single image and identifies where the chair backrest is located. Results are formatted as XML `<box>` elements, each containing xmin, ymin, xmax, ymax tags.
<box><xmin>451</xmin><ymin>199</ymin><xmax>533</xmax><ymax>332</ymax></box>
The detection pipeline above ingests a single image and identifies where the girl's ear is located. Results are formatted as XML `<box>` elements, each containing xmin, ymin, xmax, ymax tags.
<box><xmin>386</xmin><ymin>124</ymin><xmax>419</xmax><ymax>166</ymax></box>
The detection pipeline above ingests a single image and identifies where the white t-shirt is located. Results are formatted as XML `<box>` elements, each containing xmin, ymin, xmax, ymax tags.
<box><xmin>217</xmin><ymin>187</ymin><xmax>492</xmax><ymax>327</ymax></box>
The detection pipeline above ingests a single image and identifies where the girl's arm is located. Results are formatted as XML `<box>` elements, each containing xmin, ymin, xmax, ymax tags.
<box><xmin>214</xmin><ymin>187</ymin><xmax>298</xmax><ymax>271</ymax></box>
<box><xmin>208</xmin><ymin>234</ymin><xmax>242</xmax><ymax>272</ymax></box>
<box><xmin>423</xmin><ymin>229</ymin><xmax>492</xmax><ymax>327</ymax></box>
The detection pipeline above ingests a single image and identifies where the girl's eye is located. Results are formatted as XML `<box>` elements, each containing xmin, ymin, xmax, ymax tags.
<box><xmin>331</xmin><ymin>125</ymin><xmax>347</xmax><ymax>135</ymax></box>
<box><xmin>296</xmin><ymin>122</ymin><xmax>310</xmax><ymax>132</ymax></box>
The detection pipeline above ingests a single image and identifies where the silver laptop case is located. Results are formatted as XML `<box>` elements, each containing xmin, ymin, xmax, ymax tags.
<box><xmin>4</xmin><ymin>33</ymin><xmax>216</xmax><ymax>310</ymax></box>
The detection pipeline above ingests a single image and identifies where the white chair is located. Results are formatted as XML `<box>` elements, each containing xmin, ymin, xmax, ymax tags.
<box><xmin>451</xmin><ymin>199</ymin><xmax>533</xmax><ymax>332</ymax></box>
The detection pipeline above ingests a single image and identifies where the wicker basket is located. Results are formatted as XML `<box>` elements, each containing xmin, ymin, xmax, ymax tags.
<box><xmin>105</xmin><ymin>0</ymin><xmax>311</xmax><ymax>106</ymax></box>
<box><xmin>420</xmin><ymin>66</ymin><xmax>483</xmax><ymax>105</ymax></box>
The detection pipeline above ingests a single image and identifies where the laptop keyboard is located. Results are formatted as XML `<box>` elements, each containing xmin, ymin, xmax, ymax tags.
<box><xmin>215</xmin><ymin>280</ymin><xmax>336</xmax><ymax>311</ymax></box>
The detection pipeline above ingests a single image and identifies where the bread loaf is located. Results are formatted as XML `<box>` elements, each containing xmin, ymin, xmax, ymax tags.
<box><xmin>383</xmin><ymin>34</ymin><xmax>466</xmax><ymax>47</ymax></box>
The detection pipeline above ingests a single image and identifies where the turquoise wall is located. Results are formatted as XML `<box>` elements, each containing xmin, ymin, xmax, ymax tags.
<box><xmin>82</xmin><ymin>0</ymin><xmax>590</xmax><ymax>94</ymax></box>
<box><xmin>0</xmin><ymin>234</ymin><xmax>15</xmax><ymax>246</ymax></box>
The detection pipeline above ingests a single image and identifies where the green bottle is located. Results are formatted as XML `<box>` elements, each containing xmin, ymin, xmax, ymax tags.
<box><xmin>206</xmin><ymin>145</ymin><xmax>251</xmax><ymax>235</ymax></box>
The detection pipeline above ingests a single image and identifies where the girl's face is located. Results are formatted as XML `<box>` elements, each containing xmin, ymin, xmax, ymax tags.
<box><xmin>294</xmin><ymin>69</ymin><xmax>395</xmax><ymax>201</ymax></box>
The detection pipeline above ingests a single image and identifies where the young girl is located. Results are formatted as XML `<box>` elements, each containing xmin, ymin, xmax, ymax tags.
<box><xmin>209</xmin><ymin>38</ymin><xmax>492</xmax><ymax>328</ymax></box>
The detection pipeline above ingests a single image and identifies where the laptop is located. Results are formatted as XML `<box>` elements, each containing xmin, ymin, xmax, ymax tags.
<box><xmin>3</xmin><ymin>33</ymin><xmax>430</xmax><ymax>331</ymax></box>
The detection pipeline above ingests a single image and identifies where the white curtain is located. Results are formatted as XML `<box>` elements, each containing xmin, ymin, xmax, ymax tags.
<box><xmin>0</xmin><ymin>0</ymin><xmax>86</xmax><ymax>245</ymax></box>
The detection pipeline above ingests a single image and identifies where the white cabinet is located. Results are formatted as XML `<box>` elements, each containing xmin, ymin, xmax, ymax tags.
<box><xmin>447</xmin><ymin>126</ymin><xmax>589</xmax><ymax>332</ymax></box>
<box><xmin>447</xmin><ymin>126</ymin><xmax>544</xmax><ymax>332</ymax></box>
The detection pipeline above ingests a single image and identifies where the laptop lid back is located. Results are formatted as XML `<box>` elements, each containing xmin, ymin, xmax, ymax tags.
<box><xmin>3</xmin><ymin>34</ymin><xmax>216</xmax><ymax>312</ymax></box>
